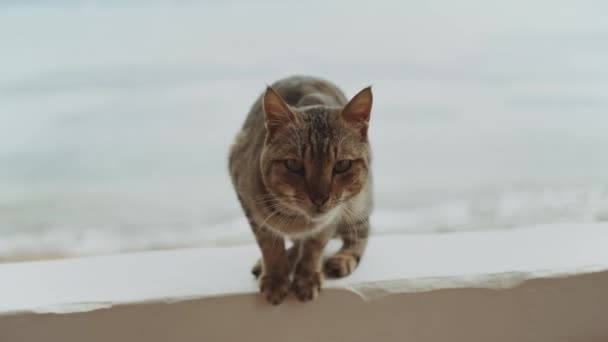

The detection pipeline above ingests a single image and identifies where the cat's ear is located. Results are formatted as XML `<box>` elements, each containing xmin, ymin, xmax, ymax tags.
<box><xmin>341</xmin><ymin>86</ymin><xmax>373</xmax><ymax>137</ymax></box>
<box><xmin>263</xmin><ymin>86</ymin><xmax>296</xmax><ymax>137</ymax></box>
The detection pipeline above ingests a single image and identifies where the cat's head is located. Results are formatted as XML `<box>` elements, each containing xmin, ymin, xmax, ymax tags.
<box><xmin>260</xmin><ymin>86</ymin><xmax>372</xmax><ymax>220</ymax></box>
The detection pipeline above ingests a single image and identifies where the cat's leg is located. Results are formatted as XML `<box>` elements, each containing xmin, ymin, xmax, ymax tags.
<box><xmin>253</xmin><ymin>225</ymin><xmax>290</xmax><ymax>305</ymax></box>
<box><xmin>251</xmin><ymin>242</ymin><xmax>301</xmax><ymax>278</ymax></box>
<box><xmin>324</xmin><ymin>218</ymin><xmax>369</xmax><ymax>278</ymax></box>
<box><xmin>291</xmin><ymin>229</ymin><xmax>334</xmax><ymax>302</ymax></box>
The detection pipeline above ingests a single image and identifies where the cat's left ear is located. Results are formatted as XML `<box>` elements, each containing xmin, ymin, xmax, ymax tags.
<box><xmin>341</xmin><ymin>86</ymin><xmax>373</xmax><ymax>138</ymax></box>
<box><xmin>263</xmin><ymin>86</ymin><xmax>296</xmax><ymax>137</ymax></box>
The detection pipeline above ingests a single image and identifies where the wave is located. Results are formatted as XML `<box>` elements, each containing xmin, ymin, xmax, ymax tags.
<box><xmin>2</xmin><ymin>186</ymin><xmax>607</xmax><ymax>260</ymax></box>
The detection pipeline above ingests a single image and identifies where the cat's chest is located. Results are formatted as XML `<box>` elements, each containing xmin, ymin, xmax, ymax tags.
<box><xmin>299</xmin><ymin>209</ymin><xmax>342</xmax><ymax>237</ymax></box>
<box><xmin>263</xmin><ymin>207</ymin><xmax>342</xmax><ymax>239</ymax></box>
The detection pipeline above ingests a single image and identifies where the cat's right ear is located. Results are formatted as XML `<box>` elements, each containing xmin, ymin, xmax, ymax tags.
<box><xmin>263</xmin><ymin>86</ymin><xmax>296</xmax><ymax>137</ymax></box>
<box><xmin>341</xmin><ymin>86</ymin><xmax>373</xmax><ymax>139</ymax></box>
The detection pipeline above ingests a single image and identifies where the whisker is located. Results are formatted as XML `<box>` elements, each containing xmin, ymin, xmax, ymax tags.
<box><xmin>340</xmin><ymin>202</ymin><xmax>358</xmax><ymax>243</ymax></box>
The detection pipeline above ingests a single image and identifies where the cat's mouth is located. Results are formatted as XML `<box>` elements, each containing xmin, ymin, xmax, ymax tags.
<box><xmin>274</xmin><ymin>195</ymin><xmax>338</xmax><ymax>221</ymax></box>
<box><xmin>306</xmin><ymin>201</ymin><xmax>341</xmax><ymax>218</ymax></box>
<box><xmin>308</xmin><ymin>205</ymin><xmax>341</xmax><ymax>224</ymax></box>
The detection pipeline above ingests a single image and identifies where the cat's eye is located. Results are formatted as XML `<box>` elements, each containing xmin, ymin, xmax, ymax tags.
<box><xmin>333</xmin><ymin>160</ymin><xmax>352</xmax><ymax>174</ymax></box>
<box><xmin>284</xmin><ymin>159</ymin><xmax>304</xmax><ymax>173</ymax></box>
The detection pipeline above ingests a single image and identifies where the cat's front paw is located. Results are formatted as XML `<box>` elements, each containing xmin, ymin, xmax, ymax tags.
<box><xmin>324</xmin><ymin>254</ymin><xmax>359</xmax><ymax>278</ymax></box>
<box><xmin>259</xmin><ymin>274</ymin><xmax>290</xmax><ymax>305</ymax></box>
<box><xmin>251</xmin><ymin>259</ymin><xmax>262</xmax><ymax>279</ymax></box>
<box><xmin>291</xmin><ymin>272</ymin><xmax>323</xmax><ymax>302</ymax></box>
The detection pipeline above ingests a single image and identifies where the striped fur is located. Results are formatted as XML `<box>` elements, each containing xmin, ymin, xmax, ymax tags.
<box><xmin>229</xmin><ymin>76</ymin><xmax>373</xmax><ymax>304</ymax></box>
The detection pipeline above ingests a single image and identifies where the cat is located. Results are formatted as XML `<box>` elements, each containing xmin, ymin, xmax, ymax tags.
<box><xmin>229</xmin><ymin>76</ymin><xmax>373</xmax><ymax>305</ymax></box>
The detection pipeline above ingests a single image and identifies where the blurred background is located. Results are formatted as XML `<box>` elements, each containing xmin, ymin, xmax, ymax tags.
<box><xmin>1</xmin><ymin>0</ymin><xmax>608</xmax><ymax>261</ymax></box>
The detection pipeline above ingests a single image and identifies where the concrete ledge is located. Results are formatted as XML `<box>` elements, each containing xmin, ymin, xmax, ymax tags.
<box><xmin>1</xmin><ymin>223</ymin><xmax>608</xmax><ymax>341</ymax></box>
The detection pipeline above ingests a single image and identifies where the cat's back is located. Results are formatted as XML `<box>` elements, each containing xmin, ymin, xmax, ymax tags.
<box><xmin>241</xmin><ymin>76</ymin><xmax>348</xmax><ymax>130</ymax></box>
<box><xmin>268</xmin><ymin>75</ymin><xmax>348</xmax><ymax>107</ymax></box>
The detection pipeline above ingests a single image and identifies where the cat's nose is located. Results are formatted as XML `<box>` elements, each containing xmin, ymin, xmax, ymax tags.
<box><xmin>310</xmin><ymin>194</ymin><xmax>329</xmax><ymax>207</ymax></box>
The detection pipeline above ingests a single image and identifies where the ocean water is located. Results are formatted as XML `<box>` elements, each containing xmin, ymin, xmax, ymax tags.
<box><xmin>1</xmin><ymin>0</ymin><xmax>608</xmax><ymax>259</ymax></box>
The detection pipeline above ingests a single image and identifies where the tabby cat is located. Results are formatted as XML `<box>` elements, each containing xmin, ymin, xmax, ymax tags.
<box><xmin>229</xmin><ymin>76</ymin><xmax>373</xmax><ymax>304</ymax></box>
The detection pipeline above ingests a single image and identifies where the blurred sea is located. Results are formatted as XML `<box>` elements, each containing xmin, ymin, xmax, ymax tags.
<box><xmin>1</xmin><ymin>0</ymin><xmax>608</xmax><ymax>259</ymax></box>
